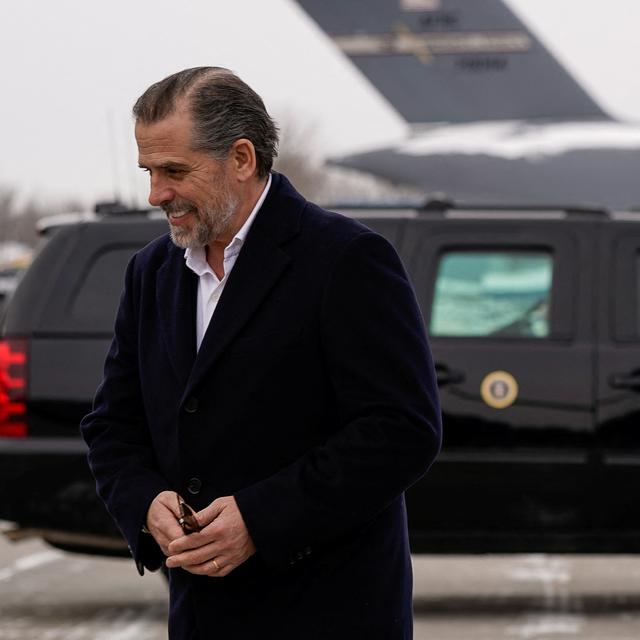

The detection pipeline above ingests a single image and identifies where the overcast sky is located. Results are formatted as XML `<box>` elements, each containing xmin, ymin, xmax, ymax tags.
<box><xmin>2</xmin><ymin>0</ymin><xmax>640</xmax><ymax>206</ymax></box>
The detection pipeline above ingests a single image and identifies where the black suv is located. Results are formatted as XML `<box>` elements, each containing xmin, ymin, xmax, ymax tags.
<box><xmin>2</xmin><ymin>202</ymin><xmax>640</xmax><ymax>556</ymax></box>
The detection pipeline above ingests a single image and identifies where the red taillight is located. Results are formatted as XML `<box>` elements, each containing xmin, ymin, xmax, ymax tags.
<box><xmin>0</xmin><ymin>339</ymin><xmax>27</xmax><ymax>438</ymax></box>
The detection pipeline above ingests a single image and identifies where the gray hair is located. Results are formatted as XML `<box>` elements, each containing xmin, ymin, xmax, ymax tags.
<box><xmin>132</xmin><ymin>67</ymin><xmax>279</xmax><ymax>178</ymax></box>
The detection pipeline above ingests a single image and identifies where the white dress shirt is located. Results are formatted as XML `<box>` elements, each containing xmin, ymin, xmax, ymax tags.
<box><xmin>184</xmin><ymin>174</ymin><xmax>272</xmax><ymax>351</ymax></box>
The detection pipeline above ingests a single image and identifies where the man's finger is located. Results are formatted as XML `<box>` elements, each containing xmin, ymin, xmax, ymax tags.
<box><xmin>165</xmin><ymin>540</ymin><xmax>221</xmax><ymax>568</ymax></box>
<box><xmin>178</xmin><ymin>557</ymin><xmax>232</xmax><ymax>577</ymax></box>
<box><xmin>167</xmin><ymin>520</ymin><xmax>221</xmax><ymax>555</ymax></box>
<box><xmin>155</xmin><ymin>520</ymin><xmax>185</xmax><ymax>553</ymax></box>
<box><xmin>145</xmin><ymin>491</ymin><xmax>186</xmax><ymax>554</ymax></box>
<box><xmin>195</xmin><ymin>498</ymin><xmax>226</xmax><ymax>527</ymax></box>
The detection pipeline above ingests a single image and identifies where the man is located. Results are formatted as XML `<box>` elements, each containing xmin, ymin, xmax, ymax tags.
<box><xmin>81</xmin><ymin>67</ymin><xmax>441</xmax><ymax>639</ymax></box>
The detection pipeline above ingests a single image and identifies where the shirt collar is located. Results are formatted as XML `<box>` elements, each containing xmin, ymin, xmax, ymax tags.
<box><xmin>235</xmin><ymin>172</ymin><xmax>271</xmax><ymax>244</ymax></box>
<box><xmin>184</xmin><ymin>173</ymin><xmax>272</xmax><ymax>275</ymax></box>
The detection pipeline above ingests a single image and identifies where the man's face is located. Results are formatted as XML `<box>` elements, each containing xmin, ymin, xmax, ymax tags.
<box><xmin>135</xmin><ymin>109</ymin><xmax>238</xmax><ymax>249</ymax></box>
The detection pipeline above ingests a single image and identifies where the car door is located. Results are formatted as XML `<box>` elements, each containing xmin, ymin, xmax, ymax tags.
<box><xmin>401</xmin><ymin>214</ymin><xmax>597</xmax><ymax>550</ymax></box>
<box><xmin>595</xmin><ymin>218</ymin><xmax>640</xmax><ymax>546</ymax></box>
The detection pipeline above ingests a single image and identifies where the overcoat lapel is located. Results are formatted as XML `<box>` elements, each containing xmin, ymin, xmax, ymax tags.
<box><xmin>184</xmin><ymin>173</ymin><xmax>303</xmax><ymax>397</ymax></box>
<box><xmin>155</xmin><ymin>246</ymin><xmax>198</xmax><ymax>388</ymax></box>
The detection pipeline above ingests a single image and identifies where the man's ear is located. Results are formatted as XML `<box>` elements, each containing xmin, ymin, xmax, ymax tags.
<box><xmin>229</xmin><ymin>138</ymin><xmax>257</xmax><ymax>182</ymax></box>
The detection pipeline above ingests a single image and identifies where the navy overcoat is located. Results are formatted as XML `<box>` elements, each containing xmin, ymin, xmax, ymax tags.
<box><xmin>81</xmin><ymin>173</ymin><xmax>441</xmax><ymax>639</ymax></box>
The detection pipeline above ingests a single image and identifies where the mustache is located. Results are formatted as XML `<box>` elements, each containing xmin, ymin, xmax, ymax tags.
<box><xmin>162</xmin><ymin>201</ymin><xmax>197</xmax><ymax>215</ymax></box>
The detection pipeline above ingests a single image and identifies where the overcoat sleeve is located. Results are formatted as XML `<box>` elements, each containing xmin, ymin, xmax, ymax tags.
<box><xmin>234</xmin><ymin>231</ymin><xmax>442</xmax><ymax>569</ymax></box>
<box><xmin>80</xmin><ymin>254</ymin><xmax>170</xmax><ymax>573</ymax></box>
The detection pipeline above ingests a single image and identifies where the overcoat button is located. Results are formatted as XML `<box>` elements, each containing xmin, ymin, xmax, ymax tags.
<box><xmin>184</xmin><ymin>397</ymin><xmax>199</xmax><ymax>413</ymax></box>
<box><xmin>187</xmin><ymin>477</ymin><xmax>202</xmax><ymax>495</ymax></box>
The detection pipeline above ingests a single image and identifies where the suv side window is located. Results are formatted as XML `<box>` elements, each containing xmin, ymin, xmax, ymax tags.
<box><xmin>609</xmin><ymin>234</ymin><xmax>640</xmax><ymax>342</ymax></box>
<box><xmin>69</xmin><ymin>248</ymin><xmax>137</xmax><ymax>331</ymax></box>
<box><xmin>429</xmin><ymin>250</ymin><xmax>553</xmax><ymax>338</ymax></box>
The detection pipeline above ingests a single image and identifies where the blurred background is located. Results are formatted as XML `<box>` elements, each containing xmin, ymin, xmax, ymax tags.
<box><xmin>2</xmin><ymin>0</ymin><xmax>640</xmax><ymax>246</ymax></box>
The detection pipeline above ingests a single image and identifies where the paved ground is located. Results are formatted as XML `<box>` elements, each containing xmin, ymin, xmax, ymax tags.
<box><xmin>0</xmin><ymin>535</ymin><xmax>166</xmax><ymax>640</ymax></box>
<box><xmin>2</xmin><ymin>532</ymin><xmax>640</xmax><ymax>638</ymax></box>
<box><xmin>412</xmin><ymin>554</ymin><xmax>640</xmax><ymax>638</ymax></box>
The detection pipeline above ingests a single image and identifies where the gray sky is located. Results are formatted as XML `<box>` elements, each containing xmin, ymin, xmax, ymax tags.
<box><xmin>2</xmin><ymin>0</ymin><xmax>640</xmax><ymax>206</ymax></box>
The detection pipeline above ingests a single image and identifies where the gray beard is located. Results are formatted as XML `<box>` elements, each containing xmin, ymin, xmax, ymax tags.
<box><xmin>168</xmin><ymin>196</ymin><xmax>238</xmax><ymax>250</ymax></box>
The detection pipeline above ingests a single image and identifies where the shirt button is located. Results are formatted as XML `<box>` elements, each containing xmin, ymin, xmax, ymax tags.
<box><xmin>184</xmin><ymin>397</ymin><xmax>199</xmax><ymax>413</ymax></box>
<box><xmin>187</xmin><ymin>477</ymin><xmax>202</xmax><ymax>495</ymax></box>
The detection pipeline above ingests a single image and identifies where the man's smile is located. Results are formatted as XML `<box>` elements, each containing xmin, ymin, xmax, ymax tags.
<box><xmin>164</xmin><ymin>206</ymin><xmax>197</xmax><ymax>224</ymax></box>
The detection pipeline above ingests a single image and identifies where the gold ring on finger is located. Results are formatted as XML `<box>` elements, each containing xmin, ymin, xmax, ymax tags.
<box><xmin>212</xmin><ymin>559</ymin><xmax>220</xmax><ymax>571</ymax></box>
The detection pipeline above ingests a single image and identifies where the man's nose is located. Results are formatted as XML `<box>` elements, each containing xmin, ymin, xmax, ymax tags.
<box><xmin>148</xmin><ymin>176</ymin><xmax>174</xmax><ymax>207</ymax></box>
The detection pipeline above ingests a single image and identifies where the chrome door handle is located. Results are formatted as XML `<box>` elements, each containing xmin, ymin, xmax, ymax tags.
<box><xmin>610</xmin><ymin>372</ymin><xmax>640</xmax><ymax>390</ymax></box>
<box><xmin>435</xmin><ymin>364</ymin><xmax>465</xmax><ymax>387</ymax></box>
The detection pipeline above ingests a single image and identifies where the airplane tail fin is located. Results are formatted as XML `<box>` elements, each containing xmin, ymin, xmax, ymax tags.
<box><xmin>294</xmin><ymin>0</ymin><xmax>609</xmax><ymax>124</ymax></box>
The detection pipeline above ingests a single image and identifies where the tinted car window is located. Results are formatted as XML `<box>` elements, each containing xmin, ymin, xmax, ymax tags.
<box><xmin>69</xmin><ymin>247</ymin><xmax>135</xmax><ymax>331</ymax></box>
<box><xmin>430</xmin><ymin>250</ymin><xmax>553</xmax><ymax>338</ymax></box>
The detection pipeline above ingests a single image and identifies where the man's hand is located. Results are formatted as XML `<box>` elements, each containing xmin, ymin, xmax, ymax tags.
<box><xmin>165</xmin><ymin>496</ymin><xmax>256</xmax><ymax>577</ymax></box>
<box><xmin>145</xmin><ymin>491</ymin><xmax>184</xmax><ymax>556</ymax></box>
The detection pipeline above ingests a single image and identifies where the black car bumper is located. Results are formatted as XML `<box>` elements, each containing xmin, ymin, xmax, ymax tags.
<box><xmin>0</xmin><ymin>437</ymin><xmax>125</xmax><ymax>552</ymax></box>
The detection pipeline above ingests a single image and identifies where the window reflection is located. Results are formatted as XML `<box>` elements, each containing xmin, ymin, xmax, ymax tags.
<box><xmin>430</xmin><ymin>251</ymin><xmax>553</xmax><ymax>338</ymax></box>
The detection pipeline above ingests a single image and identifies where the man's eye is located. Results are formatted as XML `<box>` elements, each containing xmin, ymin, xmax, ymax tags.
<box><xmin>139</xmin><ymin>167</ymin><xmax>150</xmax><ymax>174</ymax></box>
<box><xmin>167</xmin><ymin>168</ymin><xmax>184</xmax><ymax>176</ymax></box>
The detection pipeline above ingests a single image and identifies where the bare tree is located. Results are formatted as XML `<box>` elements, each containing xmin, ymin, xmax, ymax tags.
<box><xmin>0</xmin><ymin>188</ymin><xmax>15</xmax><ymax>242</ymax></box>
<box><xmin>0</xmin><ymin>187</ymin><xmax>84</xmax><ymax>248</ymax></box>
<box><xmin>273</xmin><ymin>116</ymin><xmax>329</xmax><ymax>201</ymax></box>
